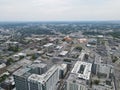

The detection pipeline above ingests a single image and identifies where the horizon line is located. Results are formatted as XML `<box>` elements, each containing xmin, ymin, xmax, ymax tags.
<box><xmin>0</xmin><ymin>20</ymin><xmax>120</xmax><ymax>23</ymax></box>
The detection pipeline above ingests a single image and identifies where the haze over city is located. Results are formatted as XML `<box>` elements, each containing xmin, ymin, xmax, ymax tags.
<box><xmin>0</xmin><ymin>0</ymin><xmax>120</xmax><ymax>90</ymax></box>
<box><xmin>0</xmin><ymin>0</ymin><xmax>120</xmax><ymax>21</ymax></box>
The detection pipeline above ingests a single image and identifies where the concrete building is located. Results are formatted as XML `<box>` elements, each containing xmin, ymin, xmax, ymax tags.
<box><xmin>55</xmin><ymin>45</ymin><xmax>63</xmax><ymax>51</ymax></box>
<box><xmin>0</xmin><ymin>76</ymin><xmax>15</xmax><ymax>90</ymax></box>
<box><xmin>0</xmin><ymin>63</ymin><xmax>6</xmax><ymax>68</ymax></box>
<box><xmin>32</xmin><ymin>37</ymin><xmax>47</xmax><ymax>45</ymax></box>
<box><xmin>58</xmin><ymin>64</ymin><xmax>67</xmax><ymax>79</ymax></box>
<box><xmin>13</xmin><ymin>67</ymin><xmax>31</xmax><ymax>90</ymax></box>
<box><xmin>59</xmin><ymin>51</ymin><xmax>68</xmax><ymax>57</ymax></box>
<box><xmin>43</xmin><ymin>43</ymin><xmax>54</xmax><ymax>53</ymax></box>
<box><xmin>0</xmin><ymin>63</ymin><xmax>6</xmax><ymax>74</ymax></box>
<box><xmin>93</xmin><ymin>54</ymin><xmax>113</xmax><ymax>78</ymax></box>
<box><xmin>67</xmin><ymin>61</ymin><xmax>92</xmax><ymax>90</ymax></box>
<box><xmin>78</xmin><ymin>51</ymin><xmax>86</xmax><ymax>61</ymax></box>
<box><xmin>92</xmin><ymin>57</ymin><xmax>115</xmax><ymax>90</ymax></box>
<box><xmin>7</xmin><ymin>59</ymin><xmax>32</xmax><ymax>73</ymax></box>
<box><xmin>5</xmin><ymin>41</ymin><xmax>19</xmax><ymax>48</ymax></box>
<box><xmin>13</xmin><ymin>53</ymin><xmax>26</xmax><ymax>61</ymax></box>
<box><xmin>28</xmin><ymin>65</ymin><xmax>59</xmax><ymax>90</ymax></box>
<box><xmin>13</xmin><ymin>62</ymin><xmax>59</xmax><ymax>90</ymax></box>
<box><xmin>77</xmin><ymin>38</ymin><xmax>87</xmax><ymax>43</ymax></box>
<box><xmin>96</xmin><ymin>64</ymin><xmax>113</xmax><ymax>78</ymax></box>
<box><xmin>29</xmin><ymin>60</ymin><xmax>47</xmax><ymax>75</ymax></box>
<box><xmin>92</xmin><ymin>64</ymin><xmax>115</xmax><ymax>90</ymax></box>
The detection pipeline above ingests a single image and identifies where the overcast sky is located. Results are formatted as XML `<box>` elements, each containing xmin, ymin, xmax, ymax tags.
<box><xmin>0</xmin><ymin>0</ymin><xmax>120</xmax><ymax>21</ymax></box>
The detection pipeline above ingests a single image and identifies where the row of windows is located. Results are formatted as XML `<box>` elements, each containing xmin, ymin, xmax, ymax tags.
<box><xmin>69</xmin><ymin>83</ymin><xmax>87</xmax><ymax>90</ymax></box>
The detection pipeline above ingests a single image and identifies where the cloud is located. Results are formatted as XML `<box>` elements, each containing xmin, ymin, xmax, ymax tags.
<box><xmin>0</xmin><ymin>0</ymin><xmax>120</xmax><ymax>21</ymax></box>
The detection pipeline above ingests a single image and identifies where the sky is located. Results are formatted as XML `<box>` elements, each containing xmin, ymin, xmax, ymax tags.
<box><xmin>0</xmin><ymin>0</ymin><xmax>120</xmax><ymax>21</ymax></box>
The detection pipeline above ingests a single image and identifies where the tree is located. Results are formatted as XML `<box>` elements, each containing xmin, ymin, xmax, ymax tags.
<box><xmin>64</xmin><ymin>59</ymin><xmax>71</xmax><ymax>62</ymax></box>
<box><xmin>31</xmin><ymin>54</ymin><xmax>37</xmax><ymax>60</ymax></box>
<box><xmin>85</xmin><ymin>54</ymin><xmax>89</xmax><ymax>60</ymax></box>
<box><xmin>8</xmin><ymin>46</ymin><xmax>19</xmax><ymax>52</ymax></box>
<box><xmin>75</xmin><ymin>46</ymin><xmax>82</xmax><ymax>52</ymax></box>
<box><xmin>6</xmin><ymin>58</ymin><xmax>14</xmax><ymax>65</ymax></box>
<box><xmin>112</xmin><ymin>56</ymin><xmax>118</xmax><ymax>63</ymax></box>
<box><xmin>0</xmin><ymin>75</ymin><xmax>8</xmax><ymax>83</ymax></box>
<box><xmin>19</xmin><ymin>56</ymin><xmax>24</xmax><ymax>60</ymax></box>
<box><xmin>94</xmin><ymin>80</ymin><xmax>100</xmax><ymax>85</ymax></box>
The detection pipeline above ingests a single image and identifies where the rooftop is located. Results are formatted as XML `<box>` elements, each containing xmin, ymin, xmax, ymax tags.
<box><xmin>28</xmin><ymin>65</ymin><xmax>58</xmax><ymax>84</ymax></box>
<box><xmin>56</xmin><ymin>46</ymin><xmax>63</xmax><ymax>50</ymax></box>
<box><xmin>78</xmin><ymin>51</ymin><xmax>85</xmax><ymax>61</ymax></box>
<box><xmin>67</xmin><ymin>61</ymin><xmax>92</xmax><ymax>87</ymax></box>
<box><xmin>0</xmin><ymin>63</ymin><xmax>6</xmax><ymax>69</ymax></box>
<box><xmin>71</xmin><ymin>61</ymin><xmax>92</xmax><ymax>80</ymax></box>
<box><xmin>13</xmin><ymin>67</ymin><xmax>31</xmax><ymax>76</ymax></box>
<box><xmin>43</xmin><ymin>43</ymin><xmax>53</xmax><ymax>47</ymax></box>
<box><xmin>13</xmin><ymin>60</ymin><xmax>47</xmax><ymax>76</ymax></box>
<box><xmin>98</xmin><ymin>64</ymin><xmax>113</xmax><ymax>75</ymax></box>
<box><xmin>30</xmin><ymin>61</ymin><xmax>47</xmax><ymax>69</ymax></box>
<box><xmin>59</xmin><ymin>64</ymin><xmax>67</xmax><ymax>70</ymax></box>
<box><xmin>59</xmin><ymin>51</ymin><xmax>68</xmax><ymax>56</ymax></box>
<box><xmin>7</xmin><ymin>59</ymin><xmax>32</xmax><ymax>73</ymax></box>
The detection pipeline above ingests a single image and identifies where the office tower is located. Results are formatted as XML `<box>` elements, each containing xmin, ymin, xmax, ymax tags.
<box><xmin>13</xmin><ymin>61</ymin><xmax>48</xmax><ymax>90</ymax></box>
<box><xmin>13</xmin><ymin>62</ymin><xmax>59</xmax><ymax>90</ymax></box>
<box><xmin>13</xmin><ymin>67</ymin><xmax>31</xmax><ymax>90</ymax></box>
<box><xmin>28</xmin><ymin>65</ymin><xmax>59</xmax><ymax>90</ymax></box>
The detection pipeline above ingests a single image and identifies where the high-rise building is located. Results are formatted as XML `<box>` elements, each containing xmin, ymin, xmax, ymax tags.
<box><xmin>28</xmin><ymin>65</ymin><xmax>59</xmax><ymax>90</ymax></box>
<box><xmin>13</xmin><ymin>67</ymin><xmax>31</xmax><ymax>90</ymax></box>
<box><xmin>29</xmin><ymin>60</ymin><xmax>47</xmax><ymax>75</ymax></box>
<box><xmin>13</xmin><ymin>62</ymin><xmax>59</xmax><ymax>90</ymax></box>
<box><xmin>13</xmin><ymin>61</ymin><xmax>48</xmax><ymax>90</ymax></box>
<box><xmin>67</xmin><ymin>61</ymin><xmax>92</xmax><ymax>90</ymax></box>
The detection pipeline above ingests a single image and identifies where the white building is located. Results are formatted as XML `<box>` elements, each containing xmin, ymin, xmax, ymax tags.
<box><xmin>58</xmin><ymin>64</ymin><xmax>67</xmax><ymax>78</ymax></box>
<box><xmin>67</xmin><ymin>61</ymin><xmax>92</xmax><ymax>90</ymax></box>
<box><xmin>59</xmin><ymin>51</ymin><xmax>68</xmax><ymax>57</ymax></box>
<box><xmin>0</xmin><ymin>63</ymin><xmax>6</xmax><ymax>69</ymax></box>
<box><xmin>13</xmin><ymin>53</ymin><xmax>26</xmax><ymax>61</ymax></box>
<box><xmin>43</xmin><ymin>43</ymin><xmax>54</xmax><ymax>52</ymax></box>
<box><xmin>78</xmin><ymin>51</ymin><xmax>86</xmax><ymax>61</ymax></box>
<box><xmin>55</xmin><ymin>46</ymin><xmax>63</xmax><ymax>51</ymax></box>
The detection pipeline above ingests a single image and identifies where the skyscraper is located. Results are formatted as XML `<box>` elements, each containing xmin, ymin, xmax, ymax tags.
<box><xmin>28</xmin><ymin>65</ymin><xmax>59</xmax><ymax>90</ymax></box>
<box><xmin>13</xmin><ymin>62</ymin><xmax>59</xmax><ymax>90</ymax></box>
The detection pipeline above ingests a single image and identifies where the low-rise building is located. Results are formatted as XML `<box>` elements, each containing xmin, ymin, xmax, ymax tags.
<box><xmin>43</xmin><ymin>43</ymin><xmax>54</xmax><ymax>53</ymax></box>
<box><xmin>59</xmin><ymin>51</ymin><xmax>68</xmax><ymax>57</ymax></box>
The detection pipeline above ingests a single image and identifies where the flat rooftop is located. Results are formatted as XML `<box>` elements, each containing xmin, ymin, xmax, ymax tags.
<box><xmin>78</xmin><ymin>51</ymin><xmax>85</xmax><ymax>61</ymax></box>
<box><xmin>98</xmin><ymin>64</ymin><xmax>112</xmax><ymax>75</ymax></box>
<box><xmin>30</xmin><ymin>61</ymin><xmax>47</xmax><ymax>69</ymax></box>
<box><xmin>13</xmin><ymin>67</ymin><xmax>31</xmax><ymax>76</ymax></box>
<box><xmin>59</xmin><ymin>64</ymin><xmax>67</xmax><ymax>70</ymax></box>
<box><xmin>7</xmin><ymin>59</ymin><xmax>32</xmax><ymax>73</ymax></box>
<box><xmin>71</xmin><ymin>61</ymin><xmax>92</xmax><ymax>80</ymax></box>
<box><xmin>28</xmin><ymin>65</ymin><xmax>58</xmax><ymax>84</ymax></box>
<box><xmin>13</xmin><ymin>61</ymin><xmax>47</xmax><ymax>77</ymax></box>
<box><xmin>56</xmin><ymin>46</ymin><xmax>63</xmax><ymax>50</ymax></box>
<box><xmin>59</xmin><ymin>51</ymin><xmax>68</xmax><ymax>56</ymax></box>
<box><xmin>43</xmin><ymin>43</ymin><xmax>53</xmax><ymax>47</ymax></box>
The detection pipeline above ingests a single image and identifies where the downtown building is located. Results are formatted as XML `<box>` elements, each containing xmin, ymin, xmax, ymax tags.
<box><xmin>28</xmin><ymin>65</ymin><xmax>59</xmax><ymax>90</ymax></box>
<box><xmin>66</xmin><ymin>61</ymin><xmax>92</xmax><ymax>90</ymax></box>
<box><xmin>13</xmin><ymin>61</ymin><xmax>59</xmax><ymax>90</ymax></box>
